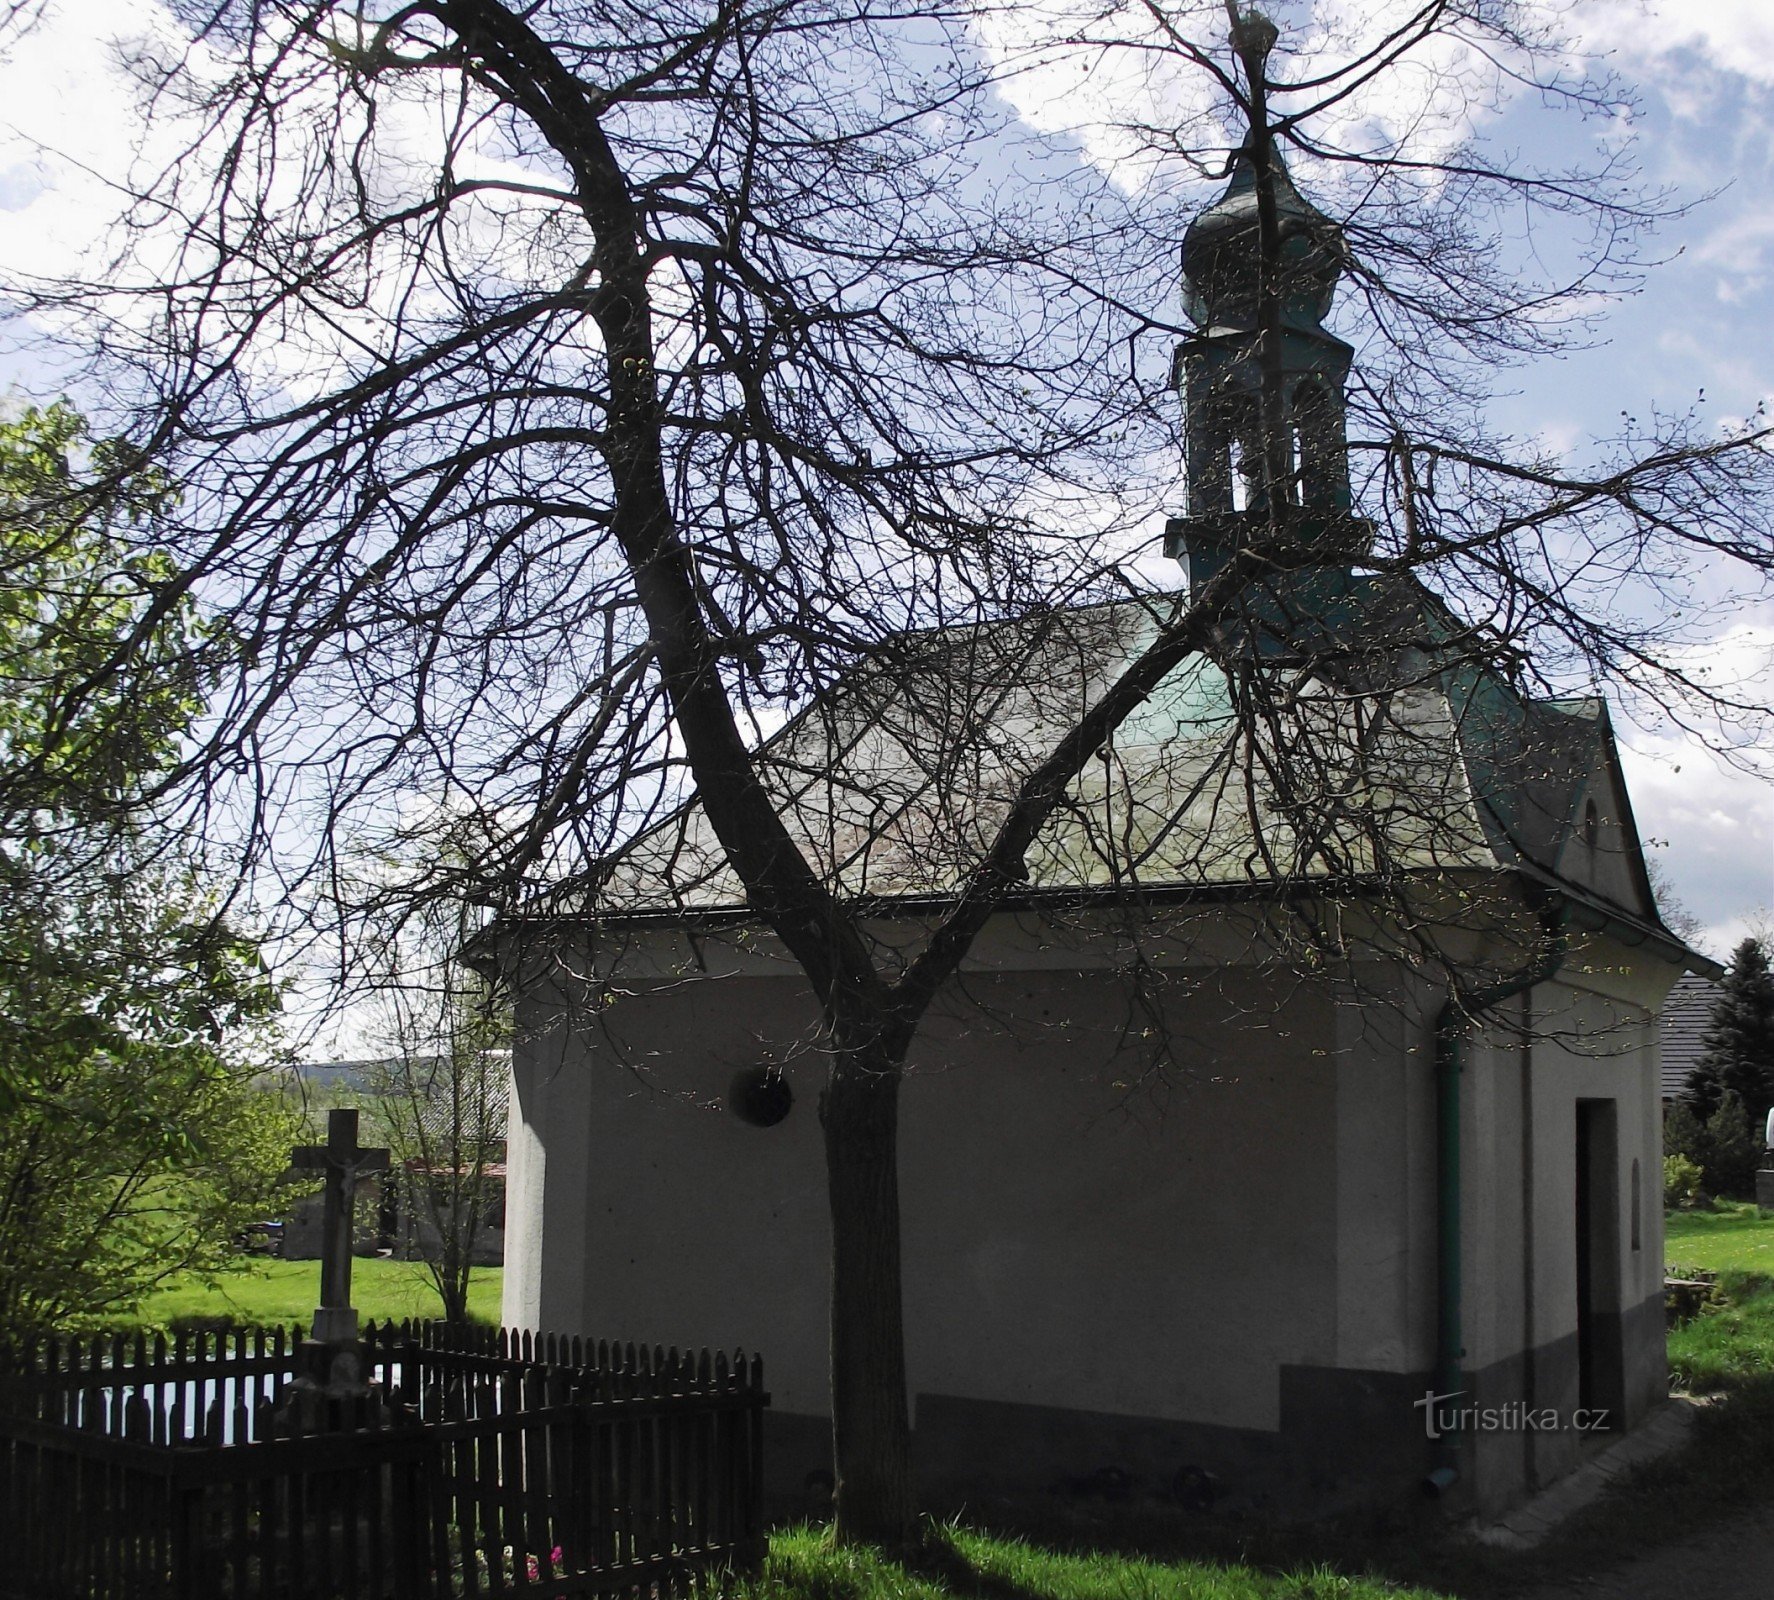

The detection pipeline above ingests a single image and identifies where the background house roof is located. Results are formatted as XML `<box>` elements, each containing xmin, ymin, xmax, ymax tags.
<box><xmin>1658</xmin><ymin>971</ymin><xmax>1719</xmax><ymax>1100</ymax></box>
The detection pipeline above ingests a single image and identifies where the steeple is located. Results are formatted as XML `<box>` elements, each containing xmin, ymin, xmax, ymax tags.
<box><xmin>1166</xmin><ymin>10</ymin><xmax>1370</xmax><ymax>588</ymax></box>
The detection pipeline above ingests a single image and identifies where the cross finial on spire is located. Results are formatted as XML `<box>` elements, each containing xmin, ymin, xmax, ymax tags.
<box><xmin>1166</xmin><ymin>4</ymin><xmax>1371</xmax><ymax>584</ymax></box>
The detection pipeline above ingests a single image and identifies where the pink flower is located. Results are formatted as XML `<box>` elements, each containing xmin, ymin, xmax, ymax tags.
<box><xmin>524</xmin><ymin>1547</ymin><xmax>565</xmax><ymax>1580</ymax></box>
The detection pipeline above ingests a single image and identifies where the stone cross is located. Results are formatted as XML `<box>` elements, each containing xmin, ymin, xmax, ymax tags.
<box><xmin>290</xmin><ymin>1108</ymin><xmax>388</xmax><ymax>1345</ymax></box>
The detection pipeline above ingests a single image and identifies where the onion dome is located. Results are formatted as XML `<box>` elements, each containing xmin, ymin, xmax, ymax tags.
<box><xmin>1181</xmin><ymin>141</ymin><xmax>1348</xmax><ymax>335</ymax></box>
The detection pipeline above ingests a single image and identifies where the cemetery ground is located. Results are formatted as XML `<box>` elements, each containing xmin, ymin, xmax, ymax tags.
<box><xmin>76</xmin><ymin>1204</ymin><xmax>1774</xmax><ymax>1599</ymax></box>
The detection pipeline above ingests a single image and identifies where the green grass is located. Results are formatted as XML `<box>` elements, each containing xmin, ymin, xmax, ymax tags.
<box><xmin>1666</xmin><ymin>1273</ymin><xmax>1774</xmax><ymax>1392</ymax></box>
<box><xmin>1664</xmin><ymin>1201</ymin><xmax>1774</xmax><ymax>1391</ymax></box>
<box><xmin>126</xmin><ymin>1256</ymin><xmax>502</xmax><ymax>1331</ymax></box>
<box><xmin>1665</xmin><ymin>1200</ymin><xmax>1774</xmax><ymax>1273</ymax></box>
<box><xmin>746</xmin><ymin>1523</ymin><xmax>1462</xmax><ymax>1600</ymax></box>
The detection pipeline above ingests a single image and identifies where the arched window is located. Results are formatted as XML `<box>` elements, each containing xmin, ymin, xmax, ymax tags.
<box><xmin>1583</xmin><ymin>798</ymin><xmax>1600</xmax><ymax>851</ymax></box>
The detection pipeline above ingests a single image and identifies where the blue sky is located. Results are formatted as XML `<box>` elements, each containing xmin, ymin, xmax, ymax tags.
<box><xmin>1</xmin><ymin>0</ymin><xmax>1771</xmax><ymax>963</ymax></box>
<box><xmin>1494</xmin><ymin>13</ymin><xmax>1774</xmax><ymax>956</ymax></box>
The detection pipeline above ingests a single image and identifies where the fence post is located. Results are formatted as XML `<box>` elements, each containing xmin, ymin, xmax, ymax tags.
<box><xmin>389</xmin><ymin>1439</ymin><xmax>425</xmax><ymax>1600</ymax></box>
<box><xmin>171</xmin><ymin>1476</ymin><xmax>215</xmax><ymax>1600</ymax></box>
<box><xmin>746</xmin><ymin>1352</ymin><xmax>766</xmax><ymax>1568</ymax></box>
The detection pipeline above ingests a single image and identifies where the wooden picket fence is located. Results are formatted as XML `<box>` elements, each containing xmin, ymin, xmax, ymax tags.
<box><xmin>0</xmin><ymin>1320</ymin><xmax>768</xmax><ymax>1600</ymax></box>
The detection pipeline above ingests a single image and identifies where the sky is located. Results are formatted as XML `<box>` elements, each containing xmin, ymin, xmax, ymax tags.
<box><xmin>1482</xmin><ymin>2</ymin><xmax>1774</xmax><ymax>957</ymax></box>
<box><xmin>0</xmin><ymin>0</ymin><xmax>1772</xmax><ymax>967</ymax></box>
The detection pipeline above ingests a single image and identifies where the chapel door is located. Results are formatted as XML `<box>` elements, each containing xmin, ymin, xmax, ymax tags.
<box><xmin>1574</xmin><ymin>1099</ymin><xmax>1623</xmax><ymax>1427</ymax></box>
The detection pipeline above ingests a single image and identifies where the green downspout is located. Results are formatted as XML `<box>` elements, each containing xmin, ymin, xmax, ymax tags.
<box><xmin>1426</xmin><ymin>915</ymin><xmax>1568</xmax><ymax>1496</ymax></box>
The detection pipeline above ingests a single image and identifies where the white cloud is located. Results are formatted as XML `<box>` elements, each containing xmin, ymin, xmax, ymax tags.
<box><xmin>1623</xmin><ymin>734</ymin><xmax>1774</xmax><ymax>957</ymax></box>
<box><xmin>969</xmin><ymin>0</ymin><xmax>1226</xmax><ymax>185</ymax></box>
<box><xmin>971</xmin><ymin>0</ymin><xmax>1525</xmax><ymax>192</ymax></box>
<box><xmin>1578</xmin><ymin>0</ymin><xmax>1774</xmax><ymax>89</ymax></box>
<box><xmin>0</xmin><ymin>0</ymin><xmax>593</xmax><ymax>416</ymax></box>
<box><xmin>1618</xmin><ymin>623</ymin><xmax>1774</xmax><ymax>956</ymax></box>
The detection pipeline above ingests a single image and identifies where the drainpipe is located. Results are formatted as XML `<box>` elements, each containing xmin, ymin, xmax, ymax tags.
<box><xmin>1424</xmin><ymin>912</ymin><xmax>1568</xmax><ymax>1497</ymax></box>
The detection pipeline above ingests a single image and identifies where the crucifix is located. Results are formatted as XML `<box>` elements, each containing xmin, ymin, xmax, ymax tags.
<box><xmin>290</xmin><ymin>1107</ymin><xmax>389</xmax><ymax>1347</ymax></box>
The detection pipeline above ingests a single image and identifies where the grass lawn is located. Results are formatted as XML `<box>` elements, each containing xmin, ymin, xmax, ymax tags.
<box><xmin>129</xmin><ymin>1256</ymin><xmax>502</xmax><ymax>1331</ymax></box>
<box><xmin>1665</xmin><ymin>1201</ymin><xmax>1774</xmax><ymax>1393</ymax></box>
<box><xmin>746</xmin><ymin>1523</ymin><xmax>1463</xmax><ymax>1600</ymax></box>
<box><xmin>1664</xmin><ymin>1199</ymin><xmax>1774</xmax><ymax>1273</ymax></box>
<box><xmin>1667</xmin><ymin>1274</ymin><xmax>1774</xmax><ymax>1391</ymax></box>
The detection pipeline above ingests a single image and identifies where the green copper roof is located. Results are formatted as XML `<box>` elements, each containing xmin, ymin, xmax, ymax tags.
<box><xmin>571</xmin><ymin>580</ymin><xmax>1650</xmax><ymax>922</ymax></box>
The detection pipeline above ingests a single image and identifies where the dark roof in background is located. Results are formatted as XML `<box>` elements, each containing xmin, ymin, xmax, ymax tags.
<box><xmin>1658</xmin><ymin>971</ymin><xmax>1719</xmax><ymax>1099</ymax></box>
<box><xmin>280</xmin><ymin>1055</ymin><xmax>512</xmax><ymax>1138</ymax></box>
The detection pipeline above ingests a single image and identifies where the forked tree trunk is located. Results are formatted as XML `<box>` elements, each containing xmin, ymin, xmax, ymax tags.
<box><xmin>821</xmin><ymin>1045</ymin><xmax>914</xmax><ymax>1546</ymax></box>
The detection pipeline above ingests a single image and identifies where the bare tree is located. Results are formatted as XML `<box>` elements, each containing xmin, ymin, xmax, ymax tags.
<box><xmin>5</xmin><ymin>0</ymin><xmax>1773</xmax><ymax>1542</ymax></box>
<box><xmin>368</xmin><ymin>904</ymin><xmax>509</xmax><ymax>1328</ymax></box>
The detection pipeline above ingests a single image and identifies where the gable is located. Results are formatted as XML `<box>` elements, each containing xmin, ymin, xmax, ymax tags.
<box><xmin>1548</xmin><ymin>735</ymin><xmax>1660</xmax><ymax>923</ymax></box>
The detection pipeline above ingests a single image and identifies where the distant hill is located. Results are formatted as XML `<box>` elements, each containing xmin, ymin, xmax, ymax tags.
<box><xmin>287</xmin><ymin>1058</ymin><xmax>391</xmax><ymax>1095</ymax></box>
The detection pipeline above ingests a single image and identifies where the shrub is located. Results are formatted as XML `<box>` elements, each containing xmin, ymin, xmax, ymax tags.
<box><xmin>1706</xmin><ymin>1091</ymin><xmax>1763</xmax><ymax>1200</ymax></box>
<box><xmin>1665</xmin><ymin>1153</ymin><xmax>1706</xmax><ymax>1209</ymax></box>
<box><xmin>1666</xmin><ymin>1092</ymin><xmax>1763</xmax><ymax>1201</ymax></box>
<box><xmin>1666</xmin><ymin>1099</ymin><xmax>1709</xmax><ymax>1166</ymax></box>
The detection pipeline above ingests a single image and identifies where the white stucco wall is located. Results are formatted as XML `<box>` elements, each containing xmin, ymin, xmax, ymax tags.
<box><xmin>500</xmin><ymin>914</ymin><xmax>1681</xmax><ymax>1511</ymax></box>
<box><xmin>1456</xmin><ymin>955</ymin><xmax>1673</xmax><ymax>1502</ymax></box>
<box><xmin>1332</xmin><ymin>986</ymin><xmax>1437</xmax><ymax>1374</ymax></box>
<box><xmin>506</xmin><ymin>959</ymin><xmax>1352</xmax><ymax>1433</ymax></box>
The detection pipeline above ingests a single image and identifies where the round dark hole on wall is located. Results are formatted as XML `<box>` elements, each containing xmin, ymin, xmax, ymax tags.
<box><xmin>728</xmin><ymin>1065</ymin><xmax>793</xmax><ymax>1128</ymax></box>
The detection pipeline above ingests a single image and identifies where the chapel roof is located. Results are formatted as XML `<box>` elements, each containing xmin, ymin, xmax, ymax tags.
<box><xmin>544</xmin><ymin>571</ymin><xmax>1672</xmax><ymax>942</ymax></box>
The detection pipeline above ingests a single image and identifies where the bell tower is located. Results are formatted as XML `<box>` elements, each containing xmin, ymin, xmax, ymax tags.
<box><xmin>1165</xmin><ymin>12</ymin><xmax>1370</xmax><ymax>589</ymax></box>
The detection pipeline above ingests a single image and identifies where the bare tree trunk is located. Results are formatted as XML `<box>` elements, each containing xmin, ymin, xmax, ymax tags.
<box><xmin>821</xmin><ymin>1045</ymin><xmax>913</xmax><ymax>1546</ymax></box>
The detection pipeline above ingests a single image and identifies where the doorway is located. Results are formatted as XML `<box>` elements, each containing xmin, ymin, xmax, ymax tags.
<box><xmin>1575</xmin><ymin>1099</ymin><xmax>1623</xmax><ymax>1426</ymax></box>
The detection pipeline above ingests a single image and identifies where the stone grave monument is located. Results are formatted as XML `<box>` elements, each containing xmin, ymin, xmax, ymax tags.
<box><xmin>274</xmin><ymin>1107</ymin><xmax>395</xmax><ymax>1431</ymax></box>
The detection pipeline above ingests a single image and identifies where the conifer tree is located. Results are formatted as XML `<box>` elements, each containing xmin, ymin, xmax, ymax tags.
<box><xmin>1663</xmin><ymin>1098</ymin><xmax>1710</xmax><ymax>1180</ymax></box>
<box><xmin>1704</xmin><ymin>1091</ymin><xmax>1763</xmax><ymax>1201</ymax></box>
<box><xmin>1685</xmin><ymin>938</ymin><xmax>1774</xmax><ymax>1138</ymax></box>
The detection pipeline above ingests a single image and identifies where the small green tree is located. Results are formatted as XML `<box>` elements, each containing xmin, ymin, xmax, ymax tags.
<box><xmin>0</xmin><ymin>404</ymin><xmax>291</xmax><ymax>1338</ymax></box>
<box><xmin>1663</xmin><ymin>1153</ymin><xmax>1704</xmax><ymax>1210</ymax></box>
<box><xmin>1664</xmin><ymin>1098</ymin><xmax>1710</xmax><ymax>1179</ymax></box>
<box><xmin>1685</xmin><ymin>938</ymin><xmax>1774</xmax><ymax>1131</ymax></box>
<box><xmin>1703</xmin><ymin>1090</ymin><xmax>1763</xmax><ymax>1202</ymax></box>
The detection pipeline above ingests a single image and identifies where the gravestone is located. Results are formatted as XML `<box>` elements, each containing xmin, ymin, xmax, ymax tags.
<box><xmin>275</xmin><ymin>1108</ymin><xmax>391</xmax><ymax>1429</ymax></box>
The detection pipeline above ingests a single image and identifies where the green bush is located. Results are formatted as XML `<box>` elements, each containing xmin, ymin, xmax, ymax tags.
<box><xmin>1666</xmin><ymin>1098</ymin><xmax>1708</xmax><ymax>1163</ymax></box>
<box><xmin>1707</xmin><ymin>1091</ymin><xmax>1763</xmax><ymax>1200</ymax></box>
<box><xmin>1665</xmin><ymin>1092</ymin><xmax>1763</xmax><ymax>1201</ymax></box>
<box><xmin>1665</xmin><ymin>1153</ymin><xmax>1706</xmax><ymax>1209</ymax></box>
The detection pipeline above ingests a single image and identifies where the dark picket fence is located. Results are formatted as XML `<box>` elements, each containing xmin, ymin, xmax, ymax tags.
<box><xmin>0</xmin><ymin>1320</ymin><xmax>768</xmax><ymax>1600</ymax></box>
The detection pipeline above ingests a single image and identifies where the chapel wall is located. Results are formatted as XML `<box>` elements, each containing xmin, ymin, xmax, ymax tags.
<box><xmin>1330</xmin><ymin>978</ymin><xmax>1438</xmax><ymax>1378</ymax></box>
<box><xmin>502</xmin><ymin>953</ymin><xmax>1385</xmax><ymax>1506</ymax></box>
<box><xmin>500</xmin><ymin>932</ymin><xmax>1679</xmax><ymax>1518</ymax></box>
<box><xmin>1470</xmin><ymin>970</ymin><xmax>1668</xmax><ymax>1501</ymax></box>
<box><xmin>896</xmin><ymin>967</ymin><xmax>1340</xmax><ymax>1437</ymax></box>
